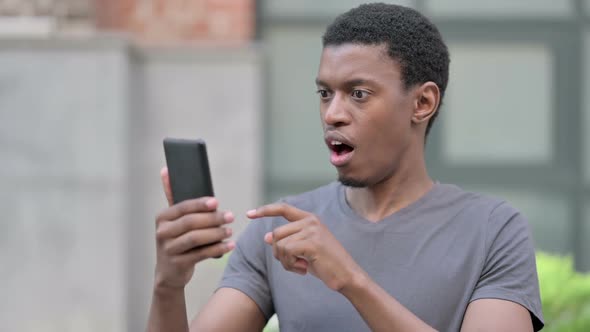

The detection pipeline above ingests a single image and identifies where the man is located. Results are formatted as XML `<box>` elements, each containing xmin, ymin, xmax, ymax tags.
<box><xmin>147</xmin><ymin>3</ymin><xmax>544</xmax><ymax>331</ymax></box>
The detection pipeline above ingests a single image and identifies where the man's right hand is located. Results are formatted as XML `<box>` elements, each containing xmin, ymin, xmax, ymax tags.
<box><xmin>153</xmin><ymin>167</ymin><xmax>236</xmax><ymax>291</ymax></box>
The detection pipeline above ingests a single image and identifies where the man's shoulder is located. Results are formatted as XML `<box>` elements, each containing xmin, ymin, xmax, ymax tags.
<box><xmin>432</xmin><ymin>184</ymin><xmax>519</xmax><ymax>222</ymax></box>
<box><xmin>435</xmin><ymin>183</ymin><xmax>521</xmax><ymax>223</ymax></box>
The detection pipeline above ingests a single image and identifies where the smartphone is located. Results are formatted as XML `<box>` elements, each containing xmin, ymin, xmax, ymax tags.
<box><xmin>163</xmin><ymin>138</ymin><xmax>214</xmax><ymax>204</ymax></box>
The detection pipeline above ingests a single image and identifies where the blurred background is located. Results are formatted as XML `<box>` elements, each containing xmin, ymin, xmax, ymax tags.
<box><xmin>1</xmin><ymin>0</ymin><xmax>589</xmax><ymax>331</ymax></box>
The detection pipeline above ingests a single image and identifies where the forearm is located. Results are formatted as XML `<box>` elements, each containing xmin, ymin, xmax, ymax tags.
<box><xmin>147</xmin><ymin>286</ymin><xmax>189</xmax><ymax>332</ymax></box>
<box><xmin>340</xmin><ymin>272</ymin><xmax>437</xmax><ymax>332</ymax></box>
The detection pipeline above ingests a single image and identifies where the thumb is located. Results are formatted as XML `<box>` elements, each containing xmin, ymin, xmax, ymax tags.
<box><xmin>160</xmin><ymin>167</ymin><xmax>174</xmax><ymax>206</ymax></box>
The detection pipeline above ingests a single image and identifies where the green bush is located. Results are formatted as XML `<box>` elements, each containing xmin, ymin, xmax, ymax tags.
<box><xmin>263</xmin><ymin>314</ymin><xmax>279</xmax><ymax>332</ymax></box>
<box><xmin>537</xmin><ymin>252</ymin><xmax>590</xmax><ymax>331</ymax></box>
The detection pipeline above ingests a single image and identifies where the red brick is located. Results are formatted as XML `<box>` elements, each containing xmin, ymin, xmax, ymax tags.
<box><xmin>95</xmin><ymin>0</ymin><xmax>254</xmax><ymax>44</ymax></box>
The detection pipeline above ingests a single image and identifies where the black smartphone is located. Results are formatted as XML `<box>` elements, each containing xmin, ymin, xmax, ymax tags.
<box><xmin>163</xmin><ymin>138</ymin><xmax>214</xmax><ymax>204</ymax></box>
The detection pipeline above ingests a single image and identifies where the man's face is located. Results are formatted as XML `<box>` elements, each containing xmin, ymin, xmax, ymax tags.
<box><xmin>316</xmin><ymin>44</ymin><xmax>418</xmax><ymax>187</ymax></box>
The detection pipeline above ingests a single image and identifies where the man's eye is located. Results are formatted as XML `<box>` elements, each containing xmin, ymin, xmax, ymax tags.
<box><xmin>317</xmin><ymin>90</ymin><xmax>329</xmax><ymax>98</ymax></box>
<box><xmin>352</xmin><ymin>90</ymin><xmax>368</xmax><ymax>99</ymax></box>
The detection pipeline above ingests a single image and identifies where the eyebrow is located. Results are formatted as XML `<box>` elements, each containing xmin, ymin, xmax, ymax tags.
<box><xmin>315</xmin><ymin>78</ymin><xmax>327</xmax><ymax>87</ymax></box>
<box><xmin>315</xmin><ymin>78</ymin><xmax>372</xmax><ymax>88</ymax></box>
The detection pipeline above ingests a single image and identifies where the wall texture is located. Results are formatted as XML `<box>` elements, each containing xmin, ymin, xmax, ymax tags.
<box><xmin>96</xmin><ymin>0</ymin><xmax>255</xmax><ymax>44</ymax></box>
<box><xmin>0</xmin><ymin>37</ymin><xmax>262</xmax><ymax>332</ymax></box>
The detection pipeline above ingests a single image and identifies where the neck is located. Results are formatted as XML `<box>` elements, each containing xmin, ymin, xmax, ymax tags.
<box><xmin>345</xmin><ymin>151</ymin><xmax>433</xmax><ymax>223</ymax></box>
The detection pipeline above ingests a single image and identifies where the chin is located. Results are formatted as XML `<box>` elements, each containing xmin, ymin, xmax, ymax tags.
<box><xmin>338</xmin><ymin>175</ymin><xmax>370</xmax><ymax>188</ymax></box>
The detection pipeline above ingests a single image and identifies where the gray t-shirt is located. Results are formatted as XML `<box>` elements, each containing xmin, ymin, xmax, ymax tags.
<box><xmin>218</xmin><ymin>182</ymin><xmax>544</xmax><ymax>331</ymax></box>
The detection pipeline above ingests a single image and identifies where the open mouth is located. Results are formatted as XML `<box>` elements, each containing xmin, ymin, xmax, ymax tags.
<box><xmin>326</xmin><ymin>138</ymin><xmax>355</xmax><ymax>166</ymax></box>
<box><xmin>329</xmin><ymin>140</ymin><xmax>354</xmax><ymax>156</ymax></box>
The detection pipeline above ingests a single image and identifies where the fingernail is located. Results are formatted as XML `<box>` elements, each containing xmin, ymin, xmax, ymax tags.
<box><xmin>224</xmin><ymin>211</ymin><xmax>234</xmax><ymax>223</ymax></box>
<box><xmin>246</xmin><ymin>209</ymin><xmax>257</xmax><ymax>217</ymax></box>
<box><xmin>225</xmin><ymin>228</ymin><xmax>233</xmax><ymax>236</ymax></box>
<box><xmin>226</xmin><ymin>241</ymin><xmax>236</xmax><ymax>250</ymax></box>
<box><xmin>264</xmin><ymin>232</ymin><xmax>273</xmax><ymax>243</ymax></box>
<box><xmin>206</xmin><ymin>198</ymin><xmax>217</xmax><ymax>209</ymax></box>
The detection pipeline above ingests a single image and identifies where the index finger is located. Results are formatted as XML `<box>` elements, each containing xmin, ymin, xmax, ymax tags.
<box><xmin>247</xmin><ymin>203</ymin><xmax>310</xmax><ymax>222</ymax></box>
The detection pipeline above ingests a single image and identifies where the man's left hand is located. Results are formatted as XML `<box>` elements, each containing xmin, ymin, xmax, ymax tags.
<box><xmin>247</xmin><ymin>203</ymin><xmax>364</xmax><ymax>292</ymax></box>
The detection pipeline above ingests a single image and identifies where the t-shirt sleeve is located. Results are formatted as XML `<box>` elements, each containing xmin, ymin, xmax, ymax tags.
<box><xmin>217</xmin><ymin>219</ymin><xmax>275</xmax><ymax>320</ymax></box>
<box><xmin>470</xmin><ymin>202</ymin><xmax>544</xmax><ymax>331</ymax></box>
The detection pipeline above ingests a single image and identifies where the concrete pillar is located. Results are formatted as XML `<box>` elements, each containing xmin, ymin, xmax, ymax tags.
<box><xmin>0</xmin><ymin>37</ymin><xmax>262</xmax><ymax>331</ymax></box>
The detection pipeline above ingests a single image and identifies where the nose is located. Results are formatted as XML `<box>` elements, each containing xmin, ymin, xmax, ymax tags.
<box><xmin>322</xmin><ymin>93</ymin><xmax>351</xmax><ymax>128</ymax></box>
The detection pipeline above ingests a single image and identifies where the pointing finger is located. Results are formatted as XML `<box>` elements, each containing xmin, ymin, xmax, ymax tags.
<box><xmin>247</xmin><ymin>203</ymin><xmax>310</xmax><ymax>222</ymax></box>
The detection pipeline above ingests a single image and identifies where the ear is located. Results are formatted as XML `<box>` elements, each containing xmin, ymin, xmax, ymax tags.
<box><xmin>411</xmin><ymin>82</ymin><xmax>440</xmax><ymax>124</ymax></box>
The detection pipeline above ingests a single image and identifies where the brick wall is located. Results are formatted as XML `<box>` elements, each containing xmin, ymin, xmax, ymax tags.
<box><xmin>0</xmin><ymin>0</ymin><xmax>254</xmax><ymax>43</ymax></box>
<box><xmin>0</xmin><ymin>0</ymin><xmax>93</xmax><ymax>17</ymax></box>
<box><xmin>97</xmin><ymin>0</ymin><xmax>255</xmax><ymax>44</ymax></box>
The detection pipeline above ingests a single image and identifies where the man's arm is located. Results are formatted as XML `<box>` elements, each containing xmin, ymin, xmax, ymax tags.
<box><xmin>148</xmin><ymin>168</ymin><xmax>265</xmax><ymax>332</ymax></box>
<box><xmin>148</xmin><ymin>287</ymin><xmax>189</xmax><ymax>332</ymax></box>
<box><xmin>460</xmin><ymin>299</ymin><xmax>533</xmax><ymax>331</ymax></box>
<box><xmin>148</xmin><ymin>287</ymin><xmax>266</xmax><ymax>332</ymax></box>
<box><xmin>341</xmin><ymin>275</ymin><xmax>533</xmax><ymax>332</ymax></box>
<box><xmin>340</xmin><ymin>271</ymin><xmax>435</xmax><ymax>332</ymax></box>
<box><xmin>461</xmin><ymin>204</ymin><xmax>543</xmax><ymax>331</ymax></box>
<box><xmin>189</xmin><ymin>288</ymin><xmax>266</xmax><ymax>332</ymax></box>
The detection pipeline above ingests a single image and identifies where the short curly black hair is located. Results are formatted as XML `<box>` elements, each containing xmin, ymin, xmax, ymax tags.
<box><xmin>322</xmin><ymin>3</ymin><xmax>450</xmax><ymax>138</ymax></box>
